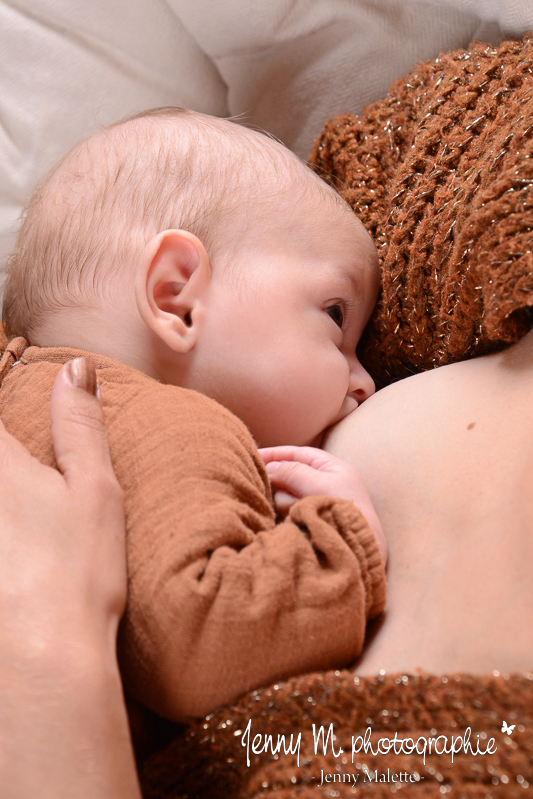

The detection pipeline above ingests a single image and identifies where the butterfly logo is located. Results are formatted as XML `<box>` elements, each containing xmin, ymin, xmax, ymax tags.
<box><xmin>501</xmin><ymin>721</ymin><xmax>516</xmax><ymax>735</ymax></box>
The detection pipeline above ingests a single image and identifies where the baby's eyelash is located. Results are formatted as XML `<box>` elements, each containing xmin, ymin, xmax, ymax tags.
<box><xmin>326</xmin><ymin>304</ymin><xmax>344</xmax><ymax>329</ymax></box>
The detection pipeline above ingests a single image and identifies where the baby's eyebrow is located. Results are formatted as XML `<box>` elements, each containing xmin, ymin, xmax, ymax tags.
<box><xmin>336</xmin><ymin>269</ymin><xmax>361</xmax><ymax>297</ymax></box>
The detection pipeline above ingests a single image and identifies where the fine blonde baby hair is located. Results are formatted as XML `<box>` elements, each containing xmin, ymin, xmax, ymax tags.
<box><xmin>2</xmin><ymin>107</ymin><xmax>308</xmax><ymax>340</ymax></box>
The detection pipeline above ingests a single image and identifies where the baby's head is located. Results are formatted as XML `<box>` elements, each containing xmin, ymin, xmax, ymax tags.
<box><xmin>2</xmin><ymin>109</ymin><xmax>379</xmax><ymax>446</ymax></box>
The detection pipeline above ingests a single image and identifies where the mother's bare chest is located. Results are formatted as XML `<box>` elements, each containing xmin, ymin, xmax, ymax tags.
<box><xmin>324</xmin><ymin>335</ymin><xmax>533</xmax><ymax>674</ymax></box>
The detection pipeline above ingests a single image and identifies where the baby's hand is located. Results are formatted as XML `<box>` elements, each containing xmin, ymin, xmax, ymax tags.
<box><xmin>259</xmin><ymin>446</ymin><xmax>387</xmax><ymax>565</ymax></box>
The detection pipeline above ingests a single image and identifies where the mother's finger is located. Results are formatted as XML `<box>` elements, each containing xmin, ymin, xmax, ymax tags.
<box><xmin>50</xmin><ymin>358</ymin><xmax>119</xmax><ymax>497</ymax></box>
<box><xmin>49</xmin><ymin>358</ymin><xmax>126</xmax><ymax>618</ymax></box>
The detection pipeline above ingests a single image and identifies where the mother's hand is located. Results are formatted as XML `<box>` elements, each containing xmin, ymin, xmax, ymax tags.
<box><xmin>0</xmin><ymin>358</ymin><xmax>140</xmax><ymax>799</ymax></box>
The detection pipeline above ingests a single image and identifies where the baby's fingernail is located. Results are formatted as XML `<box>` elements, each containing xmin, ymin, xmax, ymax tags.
<box><xmin>66</xmin><ymin>358</ymin><xmax>100</xmax><ymax>398</ymax></box>
<box><xmin>265</xmin><ymin>461</ymin><xmax>280</xmax><ymax>474</ymax></box>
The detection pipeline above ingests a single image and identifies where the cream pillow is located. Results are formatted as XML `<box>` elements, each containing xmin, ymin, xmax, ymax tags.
<box><xmin>0</xmin><ymin>0</ymin><xmax>228</xmax><ymax>295</ymax></box>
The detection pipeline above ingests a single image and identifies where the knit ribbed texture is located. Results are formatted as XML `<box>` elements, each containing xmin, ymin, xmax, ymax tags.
<box><xmin>141</xmin><ymin>670</ymin><xmax>533</xmax><ymax>798</ymax></box>
<box><xmin>310</xmin><ymin>36</ymin><xmax>533</xmax><ymax>388</ymax></box>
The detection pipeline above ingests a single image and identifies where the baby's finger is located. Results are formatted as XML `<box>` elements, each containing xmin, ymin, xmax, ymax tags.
<box><xmin>259</xmin><ymin>446</ymin><xmax>334</xmax><ymax>470</ymax></box>
<box><xmin>265</xmin><ymin>459</ymin><xmax>329</xmax><ymax>499</ymax></box>
<box><xmin>273</xmin><ymin>490</ymin><xmax>298</xmax><ymax>517</ymax></box>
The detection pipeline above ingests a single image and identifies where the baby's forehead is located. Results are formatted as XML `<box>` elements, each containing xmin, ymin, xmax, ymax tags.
<box><xmin>256</xmin><ymin>153</ymin><xmax>356</xmax><ymax>226</ymax></box>
<box><xmin>63</xmin><ymin>114</ymin><xmax>373</xmax><ymax>257</ymax></box>
<box><xmin>260</xmin><ymin>162</ymin><xmax>373</xmax><ymax>241</ymax></box>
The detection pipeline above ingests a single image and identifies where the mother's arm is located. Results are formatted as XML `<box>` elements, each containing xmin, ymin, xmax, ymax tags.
<box><xmin>0</xmin><ymin>358</ymin><xmax>140</xmax><ymax>799</ymax></box>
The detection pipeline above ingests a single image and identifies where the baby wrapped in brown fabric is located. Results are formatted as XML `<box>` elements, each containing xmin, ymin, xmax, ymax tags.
<box><xmin>0</xmin><ymin>109</ymin><xmax>387</xmax><ymax>724</ymax></box>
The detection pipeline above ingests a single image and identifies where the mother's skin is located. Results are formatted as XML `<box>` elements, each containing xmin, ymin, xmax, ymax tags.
<box><xmin>325</xmin><ymin>329</ymin><xmax>533</xmax><ymax>676</ymax></box>
<box><xmin>0</xmin><ymin>359</ymin><xmax>140</xmax><ymax>799</ymax></box>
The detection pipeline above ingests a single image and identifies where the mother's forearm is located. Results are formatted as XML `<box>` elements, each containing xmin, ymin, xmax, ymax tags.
<box><xmin>0</xmin><ymin>640</ymin><xmax>141</xmax><ymax>799</ymax></box>
<box><xmin>0</xmin><ymin>359</ymin><xmax>140</xmax><ymax>797</ymax></box>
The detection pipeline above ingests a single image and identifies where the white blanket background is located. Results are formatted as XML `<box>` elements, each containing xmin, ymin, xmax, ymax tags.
<box><xmin>1</xmin><ymin>0</ymin><xmax>533</xmax><ymax>294</ymax></box>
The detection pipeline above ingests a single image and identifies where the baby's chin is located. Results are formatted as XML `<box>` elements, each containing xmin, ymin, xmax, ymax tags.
<box><xmin>263</xmin><ymin>401</ymin><xmax>361</xmax><ymax>449</ymax></box>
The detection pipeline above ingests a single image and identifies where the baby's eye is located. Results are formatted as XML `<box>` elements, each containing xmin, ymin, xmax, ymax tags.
<box><xmin>326</xmin><ymin>304</ymin><xmax>344</xmax><ymax>329</ymax></box>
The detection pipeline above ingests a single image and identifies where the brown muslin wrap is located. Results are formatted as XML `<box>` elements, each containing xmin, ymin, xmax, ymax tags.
<box><xmin>0</xmin><ymin>343</ymin><xmax>385</xmax><ymax>723</ymax></box>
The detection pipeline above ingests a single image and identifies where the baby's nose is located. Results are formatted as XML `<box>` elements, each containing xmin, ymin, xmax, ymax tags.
<box><xmin>348</xmin><ymin>358</ymin><xmax>375</xmax><ymax>403</ymax></box>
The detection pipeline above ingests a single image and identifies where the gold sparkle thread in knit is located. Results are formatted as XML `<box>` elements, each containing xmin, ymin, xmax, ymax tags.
<box><xmin>310</xmin><ymin>36</ymin><xmax>533</xmax><ymax>389</ymax></box>
<box><xmin>141</xmin><ymin>671</ymin><xmax>533</xmax><ymax>799</ymax></box>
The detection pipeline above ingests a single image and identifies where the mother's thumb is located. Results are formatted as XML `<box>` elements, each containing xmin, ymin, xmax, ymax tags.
<box><xmin>49</xmin><ymin>359</ymin><xmax>115</xmax><ymax>489</ymax></box>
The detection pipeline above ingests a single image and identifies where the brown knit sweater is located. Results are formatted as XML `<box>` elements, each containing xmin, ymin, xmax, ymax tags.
<box><xmin>310</xmin><ymin>35</ymin><xmax>533</xmax><ymax>388</ymax></box>
<box><xmin>0</xmin><ymin>340</ymin><xmax>385</xmax><ymax>723</ymax></box>
<box><xmin>141</xmin><ymin>670</ymin><xmax>533</xmax><ymax>798</ymax></box>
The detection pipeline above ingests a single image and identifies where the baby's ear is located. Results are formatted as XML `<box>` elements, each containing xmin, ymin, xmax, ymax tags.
<box><xmin>135</xmin><ymin>230</ymin><xmax>211</xmax><ymax>353</ymax></box>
